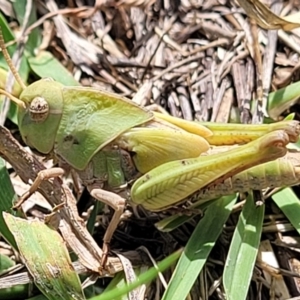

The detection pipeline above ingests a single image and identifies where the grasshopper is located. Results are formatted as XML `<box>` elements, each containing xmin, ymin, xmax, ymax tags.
<box><xmin>0</xmin><ymin>28</ymin><xmax>300</xmax><ymax>268</ymax></box>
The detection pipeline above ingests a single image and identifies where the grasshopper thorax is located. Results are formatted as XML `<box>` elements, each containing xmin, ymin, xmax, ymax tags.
<box><xmin>18</xmin><ymin>78</ymin><xmax>64</xmax><ymax>154</ymax></box>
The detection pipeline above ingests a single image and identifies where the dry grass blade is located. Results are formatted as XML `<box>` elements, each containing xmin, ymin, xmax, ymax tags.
<box><xmin>236</xmin><ymin>0</ymin><xmax>300</xmax><ymax>30</ymax></box>
<box><xmin>117</xmin><ymin>0</ymin><xmax>157</xmax><ymax>9</ymax></box>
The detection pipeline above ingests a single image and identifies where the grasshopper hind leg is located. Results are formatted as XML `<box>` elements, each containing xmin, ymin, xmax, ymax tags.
<box><xmin>87</xmin><ymin>185</ymin><xmax>125</xmax><ymax>267</ymax></box>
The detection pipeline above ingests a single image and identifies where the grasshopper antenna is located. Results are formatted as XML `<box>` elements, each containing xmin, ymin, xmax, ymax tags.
<box><xmin>0</xmin><ymin>27</ymin><xmax>27</xmax><ymax>90</ymax></box>
<box><xmin>0</xmin><ymin>88</ymin><xmax>26</xmax><ymax>108</ymax></box>
<box><xmin>0</xmin><ymin>27</ymin><xmax>26</xmax><ymax>108</ymax></box>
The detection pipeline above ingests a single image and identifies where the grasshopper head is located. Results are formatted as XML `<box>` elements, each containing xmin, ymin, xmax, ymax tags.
<box><xmin>0</xmin><ymin>29</ymin><xmax>64</xmax><ymax>154</ymax></box>
<box><xmin>17</xmin><ymin>78</ymin><xmax>64</xmax><ymax>154</ymax></box>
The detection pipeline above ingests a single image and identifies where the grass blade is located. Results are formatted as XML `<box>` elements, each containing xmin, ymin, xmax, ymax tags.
<box><xmin>28</xmin><ymin>52</ymin><xmax>80</xmax><ymax>86</ymax></box>
<box><xmin>223</xmin><ymin>193</ymin><xmax>264</xmax><ymax>300</ymax></box>
<box><xmin>0</xmin><ymin>158</ymin><xmax>17</xmax><ymax>248</ymax></box>
<box><xmin>272</xmin><ymin>187</ymin><xmax>300</xmax><ymax>233</ymax></box>
<box><xmin>92</xmin><ymin>250</ymin><xmax>182</xmax><ymax>300</ymax></box>
<box><xmin>162</xmin><ymin>195</ymin><xmax>237</xmax><ymax>300</ymax></box>
<box><xmin>3</xmin><ymin>213</ymin><xmax>85</xmax><ymax>300</ymax></box>
<box><xmin>268</xmin><ymin>81</ymin><xmax>300</xmax><ymax>118</ymax></box>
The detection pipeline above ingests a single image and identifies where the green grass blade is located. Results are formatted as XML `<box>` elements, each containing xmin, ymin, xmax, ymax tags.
<box><xmin>0</xmin><ymin>159</ymin><xmax>30</xmax><ymax>299</ymax></box>
<box><xmin>268</xmin><ymin>81</ymin><xmax>300</xmax><ymax>118</ymax></box>
<box><xmin>0</xmin><ymin>158</ymin><xmax>17</xmax><ymax>248</ymax></box>
<box><xmin>0</xmin><ymin>253</ymin><xmax>15</xmax><ymax>271</ymax></box>
<box><xmin>162</xmin><ymin>195</ymin><xmax>237</xmax><ymax>300</ymax></box>
<box><xmin>0</xmin><ymin>278</ymin><xmax>29</xmax><ymax>300</ymax></box>
<box><xmin>91</xmin><ymin>250</ymin><xmax>182</xmax><ymax>300</ymax></box>
<box><xmin>103</xmin><ymin>268</ymin><xmax>148</xmax><ymax>300</ymax></box>
<box><xmin>272</xmin><ymin>188</ymin><xmax>300</xmax><ymax>233</ymax></box>
<box><xmin>0</xmin><ymin>14</ymin><xmax>15</xmax><ymax>63</ymax></box>
<box><xmin>223</xmin><ymin>193</ymin><xmax>264</xmax><ymax>300</ymax></box>
<box><xmin>0</xmin><ymin>253</ymin><xmax>30</xmax><ymax>299</ymax></box>
<box><xmin>3</xmin><ymin>213</ymin><xmax>85</xmax><ymax>300</ymax></box>
<box><xmin>27</xmin><ymin>296</ymin><xmax>48</xmax><ymax>300</ymax></box>
<box><xmin>0</xmin><ymin>14</ymin><xmax>30</xmax><ymax>81</ymax></box>
<box><xmin>155</xmin><ymin>198</ymin><xmax>218</xmax><ymax>232</ymax></box>
<box><xmin>28</xmin><ymin>51</ymin><xmax>80</xmax><ymax>86</ymax></box>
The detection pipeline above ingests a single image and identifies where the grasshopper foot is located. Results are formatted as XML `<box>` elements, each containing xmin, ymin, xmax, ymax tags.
<box><xmin>13</xmin><ymin>192</ymin><xmax>31</xmax><ymax>209</ymax></box>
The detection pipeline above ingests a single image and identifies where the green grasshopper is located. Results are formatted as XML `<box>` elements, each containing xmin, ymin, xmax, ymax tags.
<box><xmin>0</xmin><ymin>28</ymin><xmax>300</xmax><ymax>268</ymax></box>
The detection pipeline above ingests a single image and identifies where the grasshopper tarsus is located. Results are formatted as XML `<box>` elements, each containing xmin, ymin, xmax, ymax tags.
<box><xmin>13</xmin><ymin>191</ymin><xmax>31</xmax><ymax>209</ymax></box>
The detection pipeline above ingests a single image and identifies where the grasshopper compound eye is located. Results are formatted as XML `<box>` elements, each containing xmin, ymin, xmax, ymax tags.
<box><xmin>29</xmin><ymin>96</ymin><xmax>49</xmax><ymax>122</ymax></box>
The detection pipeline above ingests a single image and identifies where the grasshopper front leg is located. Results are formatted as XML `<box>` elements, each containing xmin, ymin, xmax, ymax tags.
<box><xmin>13</xmin><ymin>167</ymin><xmax>65</xmax><ymax>209</ymax></box>
<box><xmin>131</xmin><ymin>130</ymin><xmax>291</xmax><ymax>211</ymax></box>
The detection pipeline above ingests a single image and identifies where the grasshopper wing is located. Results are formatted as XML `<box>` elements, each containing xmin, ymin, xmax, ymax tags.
<box><xmin>118</xmin><ymin>127</ymin><xmax>210</xmax><ymax>173</ymax></box>
<box><xmin>55</xmin><ymin>87</ymin><xmax>153</xmax><ymax>170</ymax></box>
